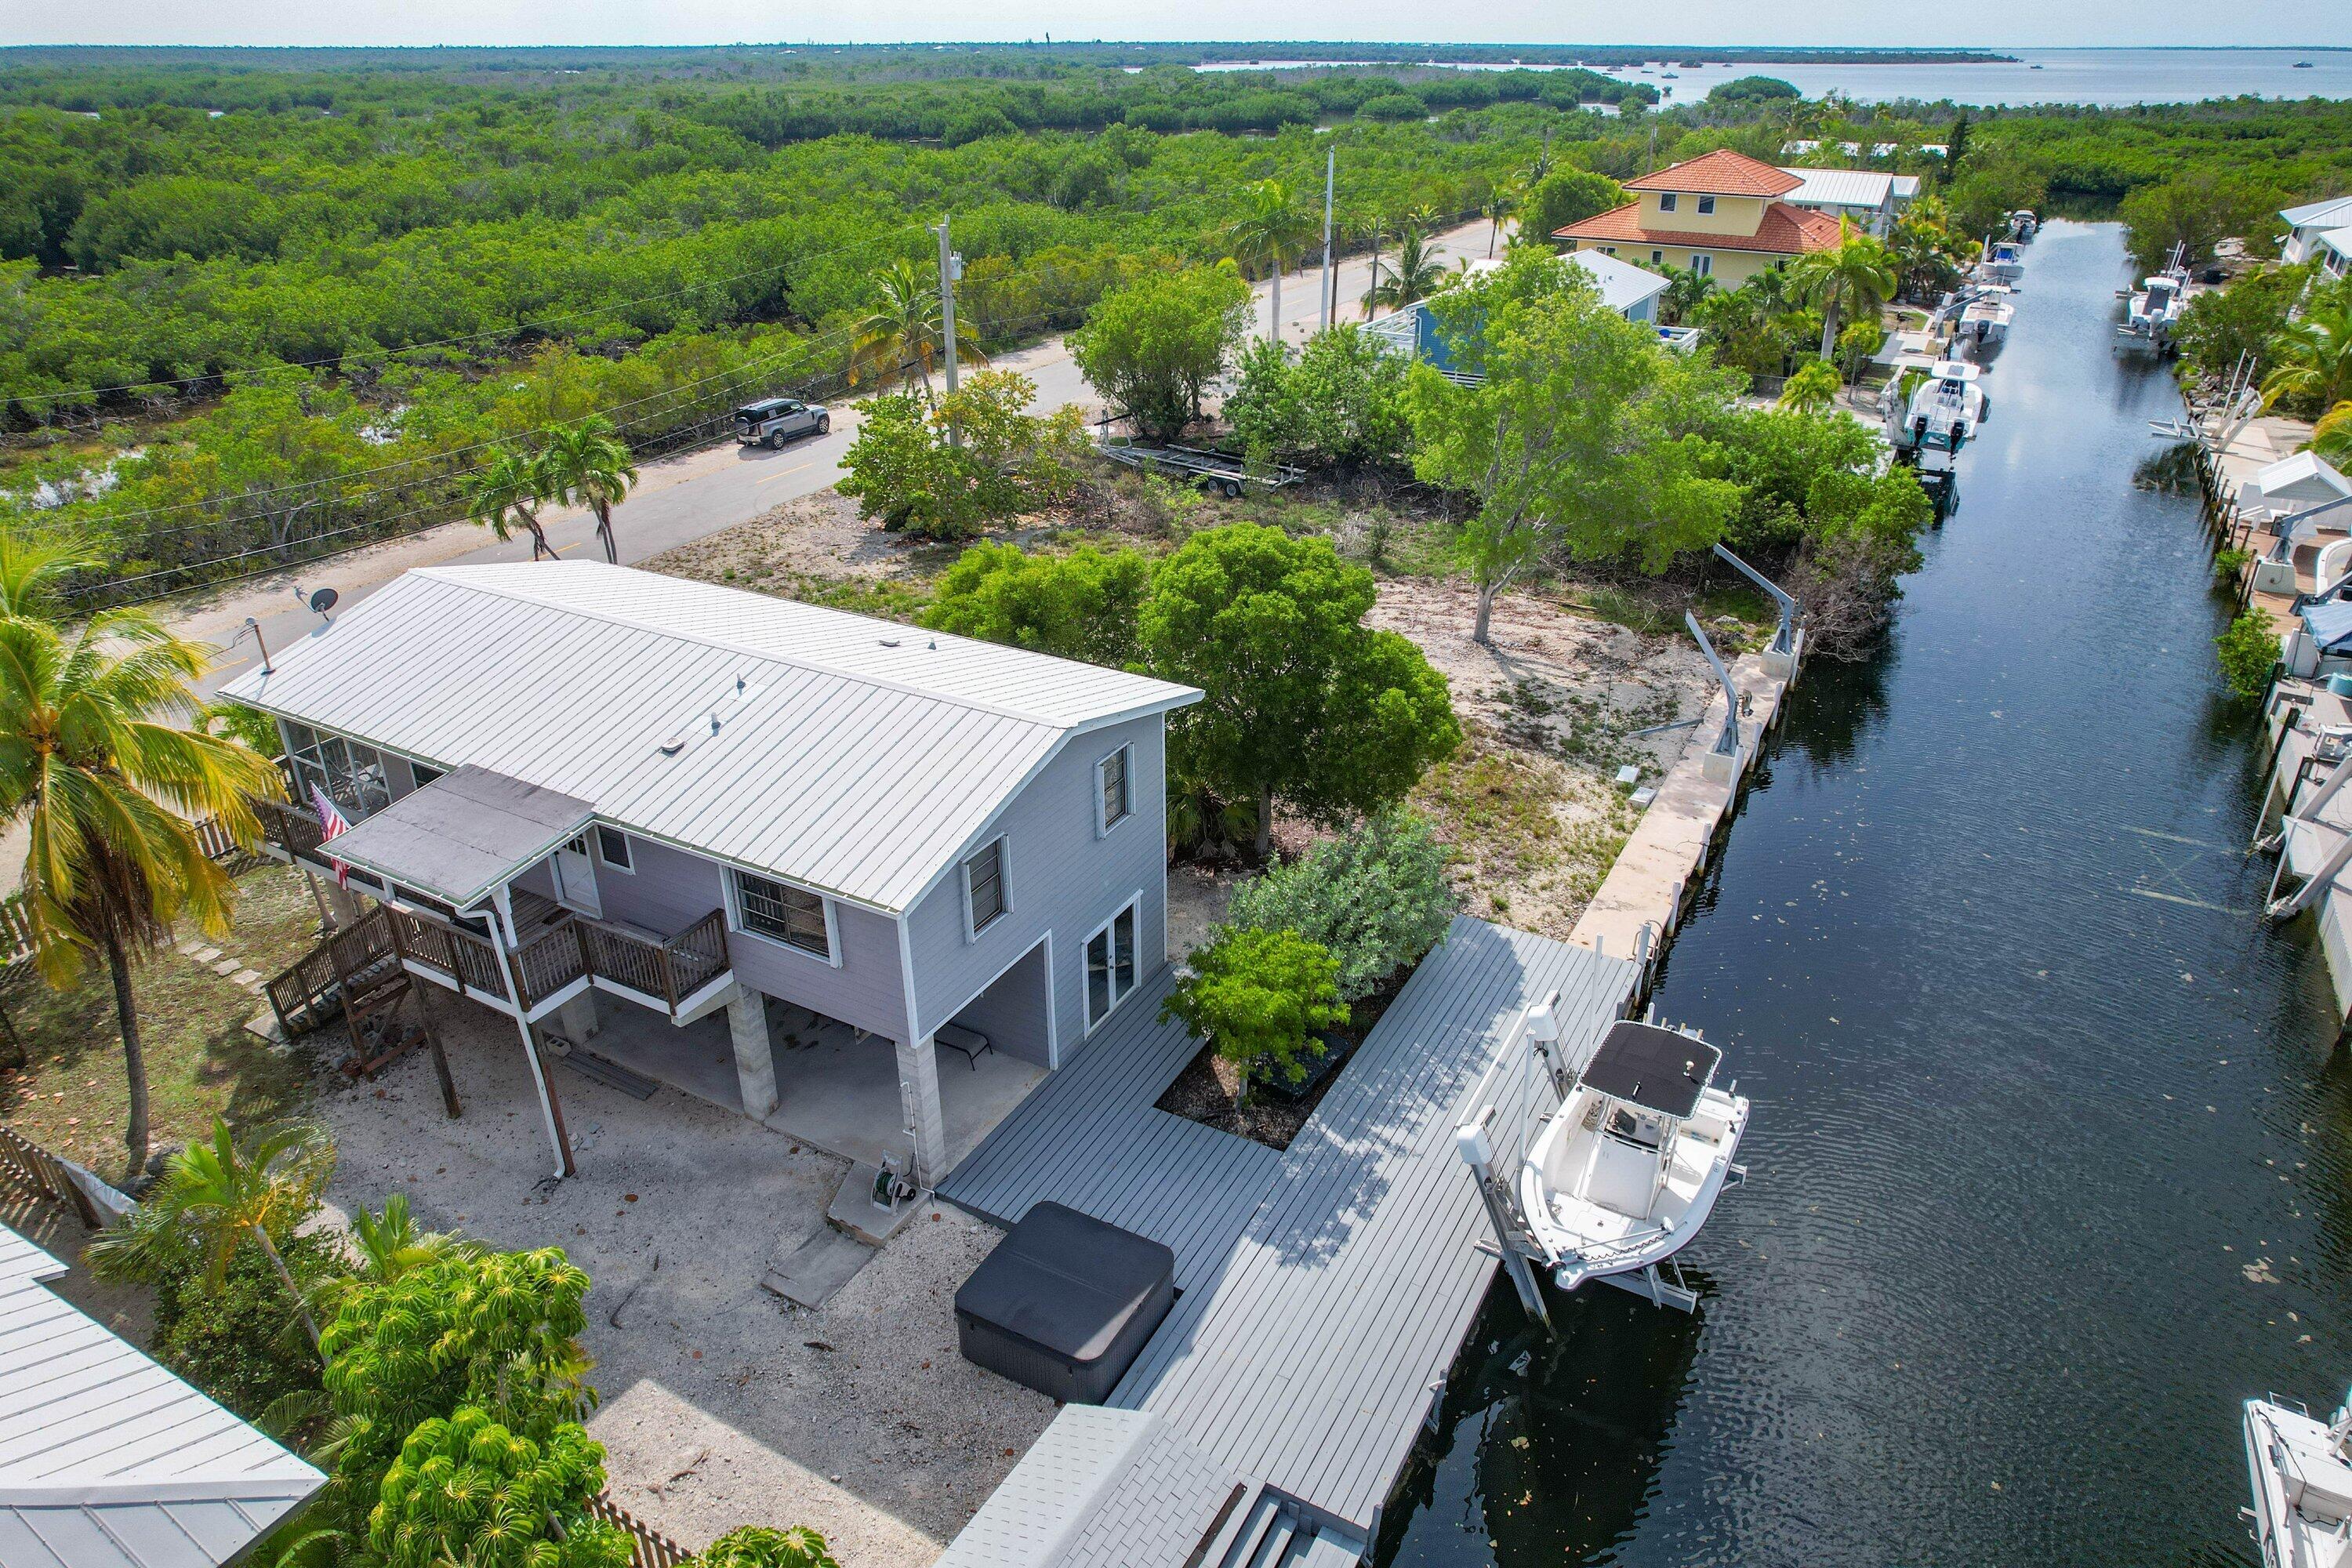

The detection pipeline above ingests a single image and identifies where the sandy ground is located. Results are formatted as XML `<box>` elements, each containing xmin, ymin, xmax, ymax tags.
<box><xmin>314</xmin><ymin>988</ymin><xmax>1053</xmax><ymax>1568</ymax></box>
<box><xmin>1372</xmin><ymin>577</ymin><xmax>1717</xmax><ymax>937</ymax></box>
<box><xmin>643</xmin><ymin>489</ymin><xmax>937</xmax><ymax>591</ymax></box>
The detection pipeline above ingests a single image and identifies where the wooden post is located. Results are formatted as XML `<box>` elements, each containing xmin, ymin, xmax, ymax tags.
<box><xmin>416</xmin><ymin>988</ymin><xmax>461</xmax><ymax>1120</ymax></box>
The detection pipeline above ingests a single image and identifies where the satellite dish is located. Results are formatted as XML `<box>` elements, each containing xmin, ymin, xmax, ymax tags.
<box><xmin>308</xmin><ymin>587</ymin><xmax>338</xmax><ymax>615</ymax></box>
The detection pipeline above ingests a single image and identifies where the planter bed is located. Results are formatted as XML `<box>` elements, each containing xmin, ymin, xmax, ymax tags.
<box><xmin>1152</xmin><ymin>966</ymin><xmax>1412</xmax><ymax>1152</ymax></box>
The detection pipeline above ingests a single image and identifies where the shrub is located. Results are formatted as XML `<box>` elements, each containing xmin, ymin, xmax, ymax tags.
<box><xmin>369</xmin><ymin>1407</ymin><xmax>626</xmax><ymax>1568</ymax></box>
<box><xmin>695</xmin><ymin>1526</ymin><xmax>843</xmax><ymax>1568</ymax></box>
<box><xmin>2212</xmin><ymin>546</ymin><xmax>2254</xmax><ymax>586</ymax></box>
<box><xmin>1223</xmin><ymin>325</ymin><xmax>1414</xmax><ymax>470</ymax></box>
<box><xmin>1070</xmin><ymin>267</ymin><xmax>1252</xmax><ymax>443</ymax></box>
<box><xmin>1357</xmin><ymin>93</ymin><xmax>1429</xmax><ymax>122</ymax></box>
<box><xmin>1162</xmin><ymin>927</ymin><xmax>1346</xmax><ymax>1098</ymax></box>
<box><xmin>151</xmin><ymin>1229</ymin><xmax>343</xmax><ymax>1423</ymax></box>
<box><xmin>1226</xmin><ymin>809</ymin><xmax>1455</xmax><ymax>1001</ymax></box>
<box><xmin>2216</xmin><ymin>608</ymin><xmax>2281</xmax><ymax>702</ymax></box>
<box><xmin>919</xmin><ymin>541</ymin><xmax>1152</xmax><ymax>667</ymax></box>
<box><xmin>837</xmin><ymin>372</ymin><xmax>1086</xmax><ymax>539</ymax></box>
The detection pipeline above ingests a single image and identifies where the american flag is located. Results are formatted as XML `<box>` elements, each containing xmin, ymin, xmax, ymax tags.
<box><xmin>310</xmin><ymin>784</ymin><xmax>353</xmax><ymax>888</ymax></box>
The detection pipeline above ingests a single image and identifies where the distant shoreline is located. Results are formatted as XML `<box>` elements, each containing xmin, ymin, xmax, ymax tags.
<box><xmin>0</xmin><ymin>42</ymin><xmax>2024</xmax><ymax>67</ymax></box>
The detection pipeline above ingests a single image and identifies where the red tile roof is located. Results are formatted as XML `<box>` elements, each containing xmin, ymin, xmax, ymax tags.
<box><xmin>1624</xmin><ymin>149</ymin><xmax>1804</xmax><ymax>198</ymax></box>
<box><xmin>1553</xmin><ymin>199</ymin><xmax>1844</xmax><ymax>257</ymax></box>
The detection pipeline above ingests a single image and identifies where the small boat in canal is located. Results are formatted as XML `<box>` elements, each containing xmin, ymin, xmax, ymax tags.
<box><xmin>1959</xmin><ymin>290</ymin><xmax>2016</xmax><ymax>355</ymax></box>
<box><xmin>1893</xmin><ymin>360</ymin><xmax>1990</xmax><ymax>456</ymax></box>
<box><xmin>2243</xmin><ymin>1388</ymin><xmax>2352</xmax><ymax>1567</ymax></box>
<box><xmin>2119</xmin><ymin>246</ymin><xmax>2191</xmax><ymax>355</ymax></box>
<box><xmin>1979</xmin><ymin>238</ymin><xmax>2027</xmax><ymax>285</ymax></box>
<box><xmin>2008</xmin><ymin>209</ymin><xmax>2040</xmax><ymax>242</ymax></box>
<box><xmin>1518</xmin><ymin>1020</ymin><xmax>1749</xmax><ymax>1310</ymax></box>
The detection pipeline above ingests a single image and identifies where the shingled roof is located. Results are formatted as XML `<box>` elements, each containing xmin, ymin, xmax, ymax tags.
<box><xmin>1624</xmin><ymin>149</ymin><xmax>1804</xmax><ymax>198</ymax></box>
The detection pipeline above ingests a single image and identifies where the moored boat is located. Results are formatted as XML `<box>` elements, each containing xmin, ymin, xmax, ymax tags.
<box><xmin>1517</xmin><ymin>1020</ymin><xmax>1749</xmax><ymax>1306</ymax></box>
<box><xmin>2244</xmin><ymin>1388</ymin><xmax>2352</xmax><ymax>1568</ymax></box>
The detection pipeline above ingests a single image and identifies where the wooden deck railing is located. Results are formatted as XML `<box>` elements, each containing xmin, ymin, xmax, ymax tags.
<box><xmin>252</xmin><ymin>794</ymin><xmax>328</xmax><ymax>865</ymax></box>
<box><xmin>383</xmin><ymin>904</ymin><xmax>728</xmax><ymax>1018</ymax></box>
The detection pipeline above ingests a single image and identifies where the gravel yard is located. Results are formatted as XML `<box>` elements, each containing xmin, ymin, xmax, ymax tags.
<box><xmin>314</xmin><ymin>989</ymin><xmax>1054</xmax><ymax>1568</ymax></box>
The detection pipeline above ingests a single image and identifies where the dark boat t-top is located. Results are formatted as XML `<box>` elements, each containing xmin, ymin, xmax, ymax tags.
<box><xmin>1579</xmin><ymin>1021</ymin><xmax>1723</xmax><ymax>1120</ymax></box>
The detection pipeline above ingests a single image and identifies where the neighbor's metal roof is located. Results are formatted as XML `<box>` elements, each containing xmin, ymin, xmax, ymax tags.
<box><xmin>0</xmin><ymin>1224</ymin><xmax>324</xmax><ymax>1568</ymax></box>
<box><xmin>223</xmin><ymin>563</ymin><xmax>1202</xmax><ymax>913</ymax></box>
<box><xmin>1778</xmin><ymin>167</ymin><xmax>1898</xmax><ymax>210</ymax></box>
<box><xmin>2283</xmin><ymin>195</ymin><xmax>2352</xmax><ymax>230</ymax></box>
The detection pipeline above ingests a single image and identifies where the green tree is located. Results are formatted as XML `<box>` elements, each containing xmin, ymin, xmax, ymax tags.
<box><xmin>695</xmin><ymin>1526</ymin><xmax>842</xmax><ymax>1568</ymax></box>
<box><xmin>539</xmin><ymin>416</ymin><xmax>637</xmax><ymax>564</ymax></box>
<box><xmin>1402</xmin><ymin>248</ymin><xmax>1744</xmax><ymax>643</ymax></box>
<box><xmin>1223</xmin><ymin>325</ymin><xmax>1414</xmax><ymax>469</ymax></box>
<box><xmin>2122</xmin><ymin>169</ymin><xmax>2287</xmax><ymax>273</ymax></box>
<box><xmin>1657</xmin><ymin>266</ymin><xmax>1719</xmax><ymax>327</ymax></box>
<box><xmin>1358</xmin><ymin>93</ymin><xmax>1430</xmax><ymax>124</ymax></box>
<box><xmin>89</xmin><ymin>1118</ymin><xmax>337</xmax><ymax>1348</ymax></box>
<box><xmin>1888</xmin><ymin>196</ymin><xmax>1972</xmax><ymax>299</ymax></box>
<box><xmin>1226</xmin><ymin>808</ymin><xmax>1454</xmax><ymax>1001</ymax></box>
<box><xmin>369</xmin><ymin>1407</ymin><xmax>626</xmax><ymax>1568</ymax></box>
<box><xmin>1789</xmin><ymin>223</ymin><xmax>1899</xmax><ymax>362</ymax></box>
<box><xmin>919</xmin><ymin>541</ymin><xmax>1152</xmax><ymax>666</ymax></box>
<box><xmin>1069</xmin><ymin>267</ymin><xmax>1250</xmax><ymax>444</ymax></box>
<box><xmin>1226</xmin><ymin>180</ymin><xmax>1318</xmax><ymax>345</ymax></box>
<box><xmin>2314</xmin><ymin>401</ymin><xmax>2352</xmax><ymax>468</ymax></box>
<box><xmin>1944</xmin><ymin>160</ymin><xmax>2047</xmax><ymax>245</ymax></box>
<box><xmin>1160</xmin><ymin>926</ymin><xmax>1345</xmax><ymax>1102</ymax></box>
<box><xmin>149</xmin><ymin>1226</ymin><xmax>345</xmax><ymax>1426</ymax></box>
<box><xmin>2263</xmin><ymin>289</ymin><xmax>2352</xmax><ymax>416</ymax></box>
<box><xmin>0</xmin><ymin>536</ymin><xmax>279</xmax><ymax>1178</ymax></box>
<box><xmin>1835</xmin><ymin>318</ymin><xmax>1887</xmax><ymax>379</ymax></box>
<box><xmin>1142</xmin><ymin>523</ymin><xmax>1459</xmax><ymax>860</ymax></box>
<box><xmin>1777</xmin><ymin>359</ymin><xmax>1841</xmax><ymax>412</ymax></box>
<box><xmin>837</xmin><ymin>394</ymin><xmax>973</xmax><ymax>535</ymax></box>
<box><xmin>463</xmin><ymin>448</ymin><xmax>556</xmax><ymax>561</ymax></box>
<box><xmin>2176</xmin><ymin>264</ymin><xmax>2307</xmax><ymax>381</ymax></box>
<box><xmin>2215</xmin><ymin>608</ymin><xmax>2280</xmax><ymax>702</ymax></box>
<box><xmin>1363</xmin><ymin>227</ymin><xmax>1446</xmax><ymax>316</ymax></box>
<box><xmin>1519</xmin><ymin>169</ymin><xmax>1625</xmax><ymax>245</ymax></box>
<box><xmin>839</xmin><ymin>372</ymin><xmax>1085</xmax><ymax>539</ymax></box>
<box><xmin>849</xmin><ymin>256</ymin><xmax>983</xmax><ymax>403</ymax></box>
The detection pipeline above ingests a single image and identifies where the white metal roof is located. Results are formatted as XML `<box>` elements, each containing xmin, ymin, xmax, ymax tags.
<box><xmin>2282</xmin><ymin>195</ymin><xmax>2352</xmax><ymax>230</ymax></box>
<box><xmin>1457</xmin><ymin>251</ymin><xmax>1668</xmax><ymax>318</ymax></box>
<box><xmin>222</xmin><ymin>562</ymin><xmax>1202</xmax><ymax>913</ymax></box>
<box><xmin>0</xmin><ymin>1224</ymin><xmax>324</xmax><ymax>1568</ymax></box>
<box><xmin>1777</xmin><ymin>167</ymin><xmax>1897</xmax><ymax>211</ymax></box>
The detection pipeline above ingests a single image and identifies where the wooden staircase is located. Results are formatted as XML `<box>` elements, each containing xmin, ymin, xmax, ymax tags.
<box><xmin>265</xmin><ymin>909</ymin><xmax>459</xmax><ymax>1115</ymax></box>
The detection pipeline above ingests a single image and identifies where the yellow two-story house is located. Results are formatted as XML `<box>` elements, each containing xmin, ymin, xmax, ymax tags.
<box><xmin>1555</xmin><ymin>148</ymin><xmax>1842</xmax><ymax>289</ymax></box>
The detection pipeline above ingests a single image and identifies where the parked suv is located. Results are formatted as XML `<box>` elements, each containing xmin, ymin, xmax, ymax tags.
<box><xmin>735</xmin><ymin>397</ymin><xmax>830</xmax><ymax>448</ymax></box>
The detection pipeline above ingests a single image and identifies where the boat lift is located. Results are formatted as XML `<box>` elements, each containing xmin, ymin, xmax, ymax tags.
<box><xmin>1712</xmin><ymin>543</ymin><xmax>1800</xmax><ymax>677</ymax></box>
<box><xmin>1686</xmin><ymin>612</ymin><xmax>1745</xmax><ymax>783</ymax></box>
<box><xmin>1454</xmin><ymin>993</ymin><xmax>1708</xmax><ymax>1319</ymax></box>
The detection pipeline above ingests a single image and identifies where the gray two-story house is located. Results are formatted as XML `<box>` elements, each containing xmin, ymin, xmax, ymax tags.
<box><xmin>223</xmin><ymin>561</ymin><xmax>1200</xmax><ymax>1188</ymax></box>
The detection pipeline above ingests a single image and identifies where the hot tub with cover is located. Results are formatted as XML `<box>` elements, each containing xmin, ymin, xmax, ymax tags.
<box><xmin>954</xmin><ymin>1201</ymin><xmax>1175</xmax><ymax>1404</ymax></box>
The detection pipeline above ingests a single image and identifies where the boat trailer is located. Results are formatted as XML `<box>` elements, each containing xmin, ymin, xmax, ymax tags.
<box><xmin>1094</xmin><ymin>430</ymin><xmax>1305</xmax><ymax>499</ymax></box>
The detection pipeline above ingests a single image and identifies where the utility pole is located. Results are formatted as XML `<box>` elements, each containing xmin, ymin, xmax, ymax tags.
<box><xmin>1319</xmin><ymin>146</ymin><xmax>1336</xmax><ymax>332</ymax></box>
<box><xmin>934</xmin><ymin>215</ymin><xmax>963</xmax><ymax>445</ymax></box>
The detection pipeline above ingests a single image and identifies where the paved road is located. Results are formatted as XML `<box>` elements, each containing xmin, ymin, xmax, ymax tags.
<box><xmin>180</xmin><ymin>218</ymin><xmax>1501</xmax><ymax>696</ymax></box>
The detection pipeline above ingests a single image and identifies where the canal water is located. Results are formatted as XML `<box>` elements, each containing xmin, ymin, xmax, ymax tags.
<box><xmin>1375</xmin><ymin>221</ymin><xmax>2352</xmax><ymax>1568</ymax></box>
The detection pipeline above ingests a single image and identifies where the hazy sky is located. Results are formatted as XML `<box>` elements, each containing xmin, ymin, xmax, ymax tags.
<box><xmin>3</xmin><ymin>0</ymin><xmax>2345</xmax><ymax>50</ymax></box>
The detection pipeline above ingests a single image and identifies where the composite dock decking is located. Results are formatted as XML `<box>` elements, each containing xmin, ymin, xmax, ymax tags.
<box><xmin>937</xmin><ymin>917</ymin><xmax>1635</xmax><ymax>1561</ymax></box>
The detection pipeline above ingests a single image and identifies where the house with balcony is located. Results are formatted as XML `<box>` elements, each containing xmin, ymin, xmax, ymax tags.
<box><xmin>1553</xmin><ymin>147</ymin><xmax>1842</xmax><ymax>289</ymax></box>
<box><xmin>223</xmin><ymin>561</ymin><xmax>1200</xmax><ymax>1191</ymax></box>
<box><xmin>2282</xmin><ymin>195</ymin><xmax>2352</xmax><ymax>267</ymax></box>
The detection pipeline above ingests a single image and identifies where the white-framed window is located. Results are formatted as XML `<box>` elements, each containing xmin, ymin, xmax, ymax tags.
<box><xmin>281</xmin><ymin>721</ymin><xmax>391</xmax><ymax>820</ymax></box>
<box><xmin>963</xmin><ymin>837</ymin><xmax>1009</xmax><ymax>937</ymax></box>
<box><xmin>731</xmin><ymin>869</ymin><xmax>833</xmax><ymax>960</ymax></box>
<box><xmin>1598</xmin><ymin>245</ymin><xmax>1617</xmax><ymax>256</ymax></box>
<box><xmin>1095</xmin><ymin>746</ymin><xmax>1133</xmax><ymax>836</ymax></box>
<box><xmin>1651</xmin><ymin>249</ymin><xmax>1664</xmax><ymax>265</ymax></box>
<box><xmin>1697</xmin><ymin>195</ymin><xmax>1716</xmax><ymax>215</ymax></box>
<box><xmin>1657</xmin><ymin>192</ymin><xmax>1678</xmax><ymax>212</ymax></box>
<box><xmin>1690</xmin><ymin>253</ymin><xmax>1713</xmax><ymax>277</ymax></box>
<box><xmin>1084</xmin><ymin>897</ymin><xmax>1141</xmax><ymax>1032</ymax></box>
<box><xmin>594</xmin><ymin>825</ymin><xmax>634</xmax><ymax>873</ymax></box>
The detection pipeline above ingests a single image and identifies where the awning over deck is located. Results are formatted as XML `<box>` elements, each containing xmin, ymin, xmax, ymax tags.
<box><xmin>325</xmin><ymin>765</ymin><xmax>594</xmax><ymax>909</ymax></box>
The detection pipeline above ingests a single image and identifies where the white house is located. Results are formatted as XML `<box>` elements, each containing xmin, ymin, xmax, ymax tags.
<box><xmin>2319</xmin><ymin>227</ymin><xmax>2352</xmax><ymax>282</ymax></box>
<box><xmin>1</xmin><ymin>1223</ymin><xmax>325</xmax><ymax>1568</ymax></box>
<box><xmin>223</xmin><ymin>561</ymin><xmax>1202</xmax><ymax>1189</ymax></box>
<box><xmin>2282</xmin><ymin>196</ymin><xmax>2352</xmax><ymax>267</ymax></box>
<box><xmin>1364</xmin><ymin>248</ymin><xmax>1690</xmax><ymax>378</ymax></box>
<box><xmin>1777</xmin><ymin>166</ymin><xmax>1919</xmax><ymax>237</ymax></box>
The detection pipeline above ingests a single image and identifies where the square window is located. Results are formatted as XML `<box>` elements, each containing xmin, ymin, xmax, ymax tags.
<box><xmin>595</xmin><ymin>825</ymin><xmax>633</xmax><ymax>871</ymax></box>
<box><xmin>965</xmin><ymin>840</ymin><xmax>1007</xmax><ymax>933</ymax></box>
<box><xmin>1098</xmin><ymin>748</ymin><xmax>1131</xmax><ymax>832</ymax></box>
<box><xmin>1657</xmin><ymin>192</ymin><xmax>1678</xmax><ymax>212</ymax></box>
<box><xmin>1651</xmin><ymin>250</ymin><xmax>1664</xmax><ymax>265</ymax></box>
<box><xmin>735</xmin><ymin>871</ymin><xmax>829</xmax><ymax>956</ymax></box>
<box><xmin>1697</xmin><ymin>195</ymin><xmax>1716</xmax><ymax>215</ymax></box>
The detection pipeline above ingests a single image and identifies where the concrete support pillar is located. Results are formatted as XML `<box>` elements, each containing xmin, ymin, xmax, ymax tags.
<box><xmin>555</xmin><ymin>990</ymin><xmax>600</xmax><ymax>1045</ymax></box>
<box><xmin>895</xmin><ymin>1032</ymin><xmax>947</xmax><ymax>1189</ymax></box>
<box><xmin>726</xmin><ymin>987</ymin><xmax>779</xmax><ymax>1120</ymax></box>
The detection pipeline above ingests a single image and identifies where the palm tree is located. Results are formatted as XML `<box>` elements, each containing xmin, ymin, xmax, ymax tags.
<box><xmin>2263</xmin><ymin>299</ymin><xmax>2352</xmax><ymax>416</ymax></box>
<box><xmin>89</xmin><ymin>1118</ymin><xmax>336</xmax><ymax>1350</ymax></box>
<box><xmin>2314</xmin><ymin>401</ymin><xmax>2352</xmax><ymax>468</ymax></box>
<box><xmin>462</xmin><ymin>448</ymin><xmax>554</xmax><ymax>560</ymax></box>
<box><xmin>849</xmin><ymin>256</ymin><xmax>984</xmax><ymax>402</ymax></box>
<box><xmin>1658</xmin><ymin>266</ymin><xmax>1719</xmax><ymax>328</ymax></box>
<box><xmin>0</xmin><ymin>537</ymin><xmax>279</xmax><ymax>1179</ymax></box>
<box><xmin>1228</xmin><ymin>179</ymin><xmax>1318</xmax><ymax>344</ymax></box>
<box><xmin>1790</xmin><ymin>222</ymin><xmax>1900</xmax><ymax>362</ymax></box>
<box><xmin>539</xmin><ymin>417</ymin><xmax>637</xmax><ymax>564</ymax></box>
<box><xmin>1483</xmin><ymin>180</ymin><xmax>1519</xmax><ymax>258</ymax></box>
<box><xmin>1777</xmin><ymin>359</ymin><xmax>1842</xmax><ymax>413</ymax></box>
<box><xmin>1363</xmin><ymin>227</ymin><xmax>1448</xmax><ymax>316</ymax></box>
<box><xmin>1743</xmin><ymin>264</ymin><xmax>1795</xmax><ymax>318</ymax></box>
